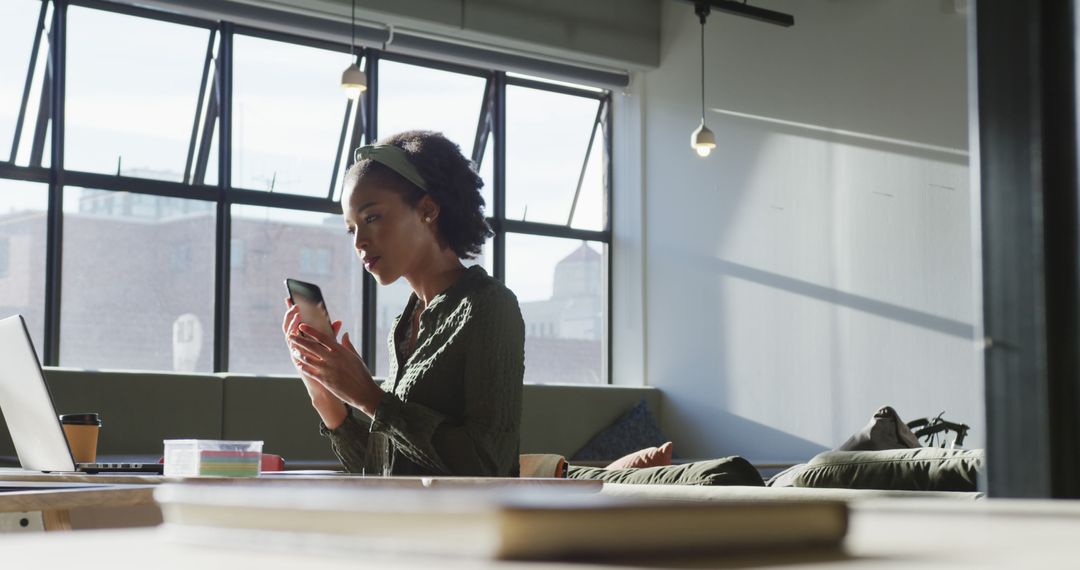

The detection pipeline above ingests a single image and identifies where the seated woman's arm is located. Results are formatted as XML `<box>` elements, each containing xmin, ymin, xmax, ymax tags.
<box><xmin>320</xmin><ymin>406</ymin><xmax>374</xmax><ymax>472</ymax></box>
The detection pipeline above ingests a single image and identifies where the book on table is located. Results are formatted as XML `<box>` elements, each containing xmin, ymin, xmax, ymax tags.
<box><xmin>154</xmin><ymin>482</ymin><xmax>848</xmax><ymax>560</ymax></box>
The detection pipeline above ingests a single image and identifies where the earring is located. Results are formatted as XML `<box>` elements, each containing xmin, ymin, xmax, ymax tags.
<box><xmin>424</xmin><ymin>217</ymin><xmax>432</xmax><ymax>223</ymax></box>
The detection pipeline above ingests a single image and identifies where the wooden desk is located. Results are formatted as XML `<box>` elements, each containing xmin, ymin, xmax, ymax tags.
<box><xmin>0</xmin><ymin>482</ymin><xmax>157</xmax><ymax>531</ymax></box>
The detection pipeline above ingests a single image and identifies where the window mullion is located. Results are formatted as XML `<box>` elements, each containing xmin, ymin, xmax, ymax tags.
<box><xmin>360</xmin><ymin>50</ymin><xmax>379</xmax><ymax>370</ymax></box>
<box><xmin>43</xmin><ymin>0</ymin><xmax>67</xmax><ymax>367</ymax></box>
<box><xmin>213</xmin><ymin>21</ymin><xmax>233</xmax><ymax>372</ymax></box>
<box><xmin>603</xmin><ymin>94</ymin><xmax>612</xmax><ymax>384</ymax></box>
<box><xmin>492</xmin><ymin>71</ymin><xmax>506</xmax><ymax>283</ymax></box>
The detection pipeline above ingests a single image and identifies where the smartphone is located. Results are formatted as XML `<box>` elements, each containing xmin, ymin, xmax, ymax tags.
<box><xmin>284</xmin><ymin>278</ymin><xmax>335</xmax><ymax>339</ymax></box>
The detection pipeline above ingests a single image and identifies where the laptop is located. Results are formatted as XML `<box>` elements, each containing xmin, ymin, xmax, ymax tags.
<box><xmin>0</xmin><ymin>314</ymin><xmax>164</xmax><ymax>474</ymax></box>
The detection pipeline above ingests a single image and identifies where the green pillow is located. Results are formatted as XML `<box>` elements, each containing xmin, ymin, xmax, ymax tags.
<box><xmin>792</xmin><ymin>448</ymin><xmax>984</xmax><ymax>492</ymax></box>
<box><xmin>567</xmin><ymin>456</ymin><xmax>764</xmax><ymax>486</ymax></box>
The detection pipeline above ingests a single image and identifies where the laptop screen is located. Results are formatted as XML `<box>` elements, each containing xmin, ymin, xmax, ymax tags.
<box><xmin>0</xmin><ymin>315</ymin><xmax>77</xmax><ymax>472</ymax></box>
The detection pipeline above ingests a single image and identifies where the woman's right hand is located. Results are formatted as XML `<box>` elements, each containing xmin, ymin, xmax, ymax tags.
<box><xmin>283</xmin><ymin>299</ymin><xmax>348</xmax><ymax>428</ymax></box>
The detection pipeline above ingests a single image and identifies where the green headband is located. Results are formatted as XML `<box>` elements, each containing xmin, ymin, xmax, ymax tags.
<box><xmin>353</xmin><ymin>144</ymin><xmax>429</xmax><ymax>192</ymax></box>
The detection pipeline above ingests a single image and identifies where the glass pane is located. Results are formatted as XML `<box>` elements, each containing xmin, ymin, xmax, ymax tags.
<box><xmin>572</xmin><ymin>131</ymin><xmax>606</xmax><ymax>230</ymax></box>
<box><xmin>65</xmin><ymin>7</ymin><xmax>210</xmax><ymax>181</ymax></box>
<box><xmin>376</xmin><ymin>60</ymin><xmax>486</xmax><ymax>162</ymax></box>
<box><xmin>230</xmin><ymin>205</ymin><xmax>365</xmax><ymax>375</ymax></box>
<box><xmin>374</xmin><ymin>239</ymin><xmax>492</xmax><ymax>379</ymax></box>
<box><xmin>332</xmin><ymin>98</ymin><xmax>363</xmax><ymax>203</ymax></box>
<box><xmin>0</xmin><ymin>179</ymin><xmax>48</xmax><ymax>355</ymax></box>
<box><xmin>506</xmin><ymin>87</ymin><xmax>605</xmax><ymax>230</ymax></box>
<box><xmin>233</xmin><ymin>36</ymin><xmax>353</xmax><ymax>196</ymax></box>
<box><xmin>506</xmin><ymin>234</ymin><xmax>607</xmax><ymax>384</ymax></box>
<box><xmin>0</xmin><ymin>1</ymin><xmax>46</xmax><ymax>163</ymax></box>
<box><xmin>60</xmin><ymin>188</ymin><xmax>216</xmax><ymax>371</ymax></box>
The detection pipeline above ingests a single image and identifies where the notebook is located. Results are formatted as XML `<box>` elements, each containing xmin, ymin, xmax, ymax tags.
<box><xmin>0</xmin><ymin>314</ymin><xmax>163</xmax><ymax>474</ymax></box>
<box><xmin>155</xmin><ymin>482</ymin><xmax>849</xmax><ymax>560</ymax></box>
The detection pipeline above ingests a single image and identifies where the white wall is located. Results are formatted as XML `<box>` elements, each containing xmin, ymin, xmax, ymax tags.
<box><xmin>625</xmin><ymin>0</ymin><xmax>980</xmax><ymax>461</ymax></box>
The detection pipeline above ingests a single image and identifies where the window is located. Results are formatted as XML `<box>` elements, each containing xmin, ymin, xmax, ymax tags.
<box><xmin>65</xmin><ymin>6</ymin><xmax>212</xmax><ymax>181</ymax></box>
<box><xmin>171</xmin><ymin>243</ymin><xmax>192</xmax><ymax>271</ymax></box>
<box><xmin>0</xmin><ymin>2</ymin><xmax>46</xmax><ymax>162</ymax></box>
<box><xmin>377</xmin><ymin>59</ymin><xmax>487</xmax><ymax>164</ymax></box>
<box><xmin>230</xmin><ymin>238</ymin><xmax>244</xmax><ymax>269</ymax></box>
<box><xmin>500</xmin><ymin>77</ymin><xmax>610</xmax><ymax>383</ymax></box>
<box><xmin>299</xmin><ymin>246</ymin><xmax>332</xmax><ymax>276</ymax></box>
<box><xmin>506</xmin><ymin>235</ymin><xmax>607</xmax><ymax>384</ymax></box>
<box><xmin>229</xmin><ymin>205</ymin><xmax>365</xmax><ymax>375</ymax></box>
<box><xmin>232</xmin><ymin>35</ymin><xmax>357</xmax><ymax>196</ymax></box>
<box><xmin>2</xmin><ymin>1</ymin><xmax>52</xmax><ymax>167</ymax></box>
<box><xmin>0</xmin><ymin>179</ymin><xmax>48</xmax><ymax>355</ymax></box>
<box><xmin>0</xmin><ymin>2</ymin><xmax>611</xmax><ymax>382</ymax></box>
<box><xmin>506</xmin><ymin>85</ymin><xmax>607</xmax><ymax>231</ymax></box>
<box><xmin>59</xmin><ymin>187</ymin><xmax>216</xmax><ymax>372</ymax></box>
<box><xmin>0</xmin><ymin>238</ymin><xmax>8</xmax><ymax>277</ymax></box>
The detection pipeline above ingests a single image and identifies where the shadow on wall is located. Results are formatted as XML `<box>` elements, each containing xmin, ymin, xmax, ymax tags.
<box><xmin>676</xmin><ymin>252</ymin><xmax>974</xmax><ymax>341</ymax></box>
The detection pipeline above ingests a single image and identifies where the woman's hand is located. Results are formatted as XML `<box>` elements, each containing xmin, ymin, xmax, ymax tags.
<box><xmin>283</xmin><ymin>299</ymin><xmax>348</xmax><ymax>427</ymax></box>
<box><xmin>289</xmin><ymin>318</ymin><xmax>384</xmax><ymax>418</ymax></box>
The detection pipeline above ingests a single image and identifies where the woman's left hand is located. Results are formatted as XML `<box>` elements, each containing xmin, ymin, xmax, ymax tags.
<box><xmin>290</xmin><ymin>324</ymin><xmax>384</xmax><ymax>416</ymax></box>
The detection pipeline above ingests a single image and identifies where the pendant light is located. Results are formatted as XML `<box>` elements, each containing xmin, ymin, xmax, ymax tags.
<box><xmin>690</xmin><ymin>2</ymin><xmax>715</xmax><ymax>158</ymax></box>
<box><xmin>340</xmin><ymin>0</ymin><xmax>367</xmax><ymax>99</ymax></box>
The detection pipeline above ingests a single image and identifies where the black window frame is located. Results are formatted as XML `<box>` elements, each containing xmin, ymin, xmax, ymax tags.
<box><xmin>0</xmin><ymin>0</ymin><xmax>613</xmax><ymax>382</ymax></box>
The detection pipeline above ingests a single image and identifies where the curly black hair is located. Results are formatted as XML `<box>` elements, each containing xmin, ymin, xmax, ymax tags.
<box><xmin>343</xmin><ymin>130</ymin><xmax>492</xmax><ymax>259</ymax></box>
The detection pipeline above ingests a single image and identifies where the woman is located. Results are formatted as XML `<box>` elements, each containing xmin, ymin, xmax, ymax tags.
<box><xmin>281</xmin><ymin>130</ymin><xmax>524</xmax><ymax>477</ymax></box>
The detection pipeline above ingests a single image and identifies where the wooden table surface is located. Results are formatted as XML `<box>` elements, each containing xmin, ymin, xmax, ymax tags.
<box><xmin>0</xmin><ymin>482</ymin><xmax>156</xmax><ymax>513</ymax></box>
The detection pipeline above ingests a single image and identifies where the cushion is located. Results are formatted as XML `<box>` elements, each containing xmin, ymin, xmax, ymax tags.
<box><xmin>791</xmin><ymin>448</ymin><xmax>984</xmax><ymax>492</ymax></box>
<box><xmin>567</xmin><ymin>456</ymin><xmax>765</xmax><ymax>486</ymax></box>
<box><xmin>766</xmin><ymin>463</ymin><xmax>807</xmax><ymax>487</ymax></box>
<box><xmin>837</xmin><ymin>405</ymin><xmax>921</xmax><ymax>451</ymax></box>
<box><xmin>606</xmin><ymin>442</ymin><xmax>673</xmax><ymax>470</ymax></box>
<box><xmin>571</xmin><ymin>400</ymin><xmax>667</xmax><ymax>461</ymax></box>
<box><xmin>519</xmin><ymin>454</ymin><xmax>568</xmax><ymax>478</ymax></box>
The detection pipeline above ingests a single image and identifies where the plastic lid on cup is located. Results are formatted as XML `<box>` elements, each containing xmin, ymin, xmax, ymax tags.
<box><xmin>59</xmin><ymin>413</ymin><xmax>101</xmax><ymax>426</ymax></box>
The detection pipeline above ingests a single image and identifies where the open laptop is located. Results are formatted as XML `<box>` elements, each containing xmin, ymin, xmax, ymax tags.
<box><xmin>0</xmin><ymin>314</ymin><xmax>163</xmax><ymax>474</ymax></box>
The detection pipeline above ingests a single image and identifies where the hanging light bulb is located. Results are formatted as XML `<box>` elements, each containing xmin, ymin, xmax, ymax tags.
<box><xmin>341</xmin><ymin>62</ymin><xmax>367</xmax><ymax>99</ymax></box>
<box><xmin>691</xmin><ymin>121</ymin><xmax>716</xmax><ymax>157</ymax></box>
<box><xmin>341</xmin><ymin>0</ymin><xmax>366</xmax><ymax>99</ymax></box>
<box><xmin>690</xmin><ymin>2</ymin><xmax>714</xmax><ymax>158</ymax></box>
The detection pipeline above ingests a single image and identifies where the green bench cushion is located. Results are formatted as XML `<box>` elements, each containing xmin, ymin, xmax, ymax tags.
<box><xmin>567</xmin><ymin>456</ymin><xmax>765</xmax><ymax>486</ymax></box>
<box><xmin>791</xmin><ymin>448</ymin><xmax>984</xmax><ymax>492</ymax></box>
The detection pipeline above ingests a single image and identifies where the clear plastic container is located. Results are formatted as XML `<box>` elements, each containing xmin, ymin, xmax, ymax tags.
<box><xmin>163</xmin><ymin>439</ymin><xmax>263</xmax><ymax>477</ymax></box>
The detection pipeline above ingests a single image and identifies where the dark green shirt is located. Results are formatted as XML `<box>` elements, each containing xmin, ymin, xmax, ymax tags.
<box><xmin>321</xmin><ymin>265</ymin><xmax>525</xmax><ymax>476</ymax></box>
